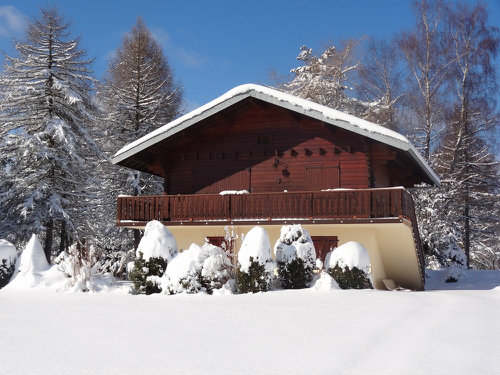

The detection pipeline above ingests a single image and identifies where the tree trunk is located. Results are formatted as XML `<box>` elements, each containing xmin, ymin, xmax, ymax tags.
<box><xmin>464</xmin><ymin>185</ymin><xmax>470</xmax><ymax>269</ymax></box>
<box><xmin>59</xmin><ymin>221</ymin><xmax>66</xmax><ymax>254</ymax></box>
<box><xmin>43</xmin><ymin>219</ymin><xmax>53</xmax><ymax>264</ymax></box>
<box><xmin>134</xmin><ymin>230</ymin><xmax>141</xmax><ymax>251</ymax></box>
<box><xmin>133</xmin><ymin>184</ymin><xmax>141</xmax><ymax>250</ymax></box>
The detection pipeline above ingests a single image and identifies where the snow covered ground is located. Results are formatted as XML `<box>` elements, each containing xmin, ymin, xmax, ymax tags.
<box><xmin>0</xmin><ymin>270</ymin><xmax>499</xmax><ymax>375</ymax></box>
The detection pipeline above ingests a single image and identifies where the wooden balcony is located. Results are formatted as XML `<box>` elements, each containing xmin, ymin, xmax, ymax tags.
<box><xmin>117</xmin><ymin>187</ymin><xmax>418</xmax><ymax>226</ymax></box>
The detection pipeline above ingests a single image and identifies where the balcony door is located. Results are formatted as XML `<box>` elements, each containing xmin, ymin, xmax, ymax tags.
<box><xmin>196</xmin><ymin>168</ymin><xmax>251</xmax><ymax>194</ymax></box>
<box><xmin>306</xmin><ymin>162</ymin><xmax>340</xmax><ymax>191</ymax></box>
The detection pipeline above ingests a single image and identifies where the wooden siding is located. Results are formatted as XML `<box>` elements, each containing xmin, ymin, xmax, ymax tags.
<box><xmin>151</xmin><ymin>103</ymin><xmax>371</xmax><ymax>194</ymax></box>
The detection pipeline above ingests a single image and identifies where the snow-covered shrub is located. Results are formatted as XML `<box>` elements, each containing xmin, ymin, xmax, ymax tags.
<box><xmin>0</xmin><ymin>239</ymin><xmax>17</xmax><ymax>288</ymax></box>
<box><xmin>162</xmin><ymin>243</ymin><xmax>234</xmax><ymax>294</ymax></box>
<box><xmin>12</xmin><ymin>234</ymin><xmax>50</xmax><ymax>275</ymax></box>
<box><xmin>313</xmin><ymin>271</ymin><xmax>340</xmax><ymax>292</ymax></box>
<box><xmin>413</xmin><ymin>188</ymin><xmax>467</xmax><ymax>270</ymax></box>
<box><xmin>236</xmin><ymin>226</ymin><xmax>274</xmax><ymax>293</ymax></box>
<box><xmin>325</xmin><ymin>241</ymin><xmax>372</xmax><ymax>289</ymax></box>
<box><xmin>54</xmin><ymin>242</ymin><xmax>102</xmax><ymax>292</ymax></box>
<box><xmin>274</xmin><ymin>225</ymin><xmax>316</xmax><ymax>289</ymax></box>
<box><xmin>7</xmin><ymin>234</ymin><xmax>54</xmax><ymax>289</ymax></box>
<box><xmin>136</xmin><ymin>220</ymin><xmax>178</xmax><ymax>262</ymax></box>
<box><xmin>129</xmin><ymin>221</ymin><xmax>177</xmax><ymax>294</ymax></box>
<box><xmin>94</xmin><ymin>249</ymin><xmax>135</xmax><ymax>279</ymax></box>
<box><xmin>445</xmin><ymin>265</ymin><xmax>465</xmax><ymax>283</ymax></box>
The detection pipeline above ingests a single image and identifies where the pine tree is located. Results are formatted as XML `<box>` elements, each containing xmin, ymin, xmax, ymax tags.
<box><xmin>283</xmin><ymin>40</ymin><xmax>394</xmax><ymax>124</ymax></box>
<box><xmin>0</xmin><ymin>7</ymin><xmax>102</xmax><ymax>261</ymax></box>
<box><xmin>284</xmin><ymin>41</ymin><xmax>360</xmax><ymax>112</ymax></box>
<box><xmin>97</xmin><ymin>17</ymin><xmax>182</xmax><ymax>249</ymax></box>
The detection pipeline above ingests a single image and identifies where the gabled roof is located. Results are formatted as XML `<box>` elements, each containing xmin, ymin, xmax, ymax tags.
<box><xmin>113</xmin><ymin>84</ymin><xmax>440</xmax><ymax>186</ymax></box>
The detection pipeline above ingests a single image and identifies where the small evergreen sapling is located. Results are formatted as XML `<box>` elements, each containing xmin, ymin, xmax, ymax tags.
<box><xmin>129</xmin><ymin>251</ymin><xmax>167</xmax><ymax>294</ymax></box>
<box><xmin>327</xmin><ymin>265</ymin><xmax>372</xmax><ymax>289</ymax></box>
<box><xmin>128</xmin><ymin>221</ymin><xmax>177</xmax><ymax>294</ymax></box>
<box><xmin>274</xmin><ymin>225</ymin><xmax>316</xmax><ymax>289</ymax></box>
<box><xmin>0</xmin><ymin>240</ymin><xmax>16</xmax><ymax>288</ymax></box>
<box><xmin>0</xmin><ymin>260</ymin><xmax>15</xmax><ymax>289</ymax></box>
<box><xmin>236</xmin><ymin>256</ymin><xmax>270</xmax><ymax>293</ymax></box>
<box><xmin>324</xmin><ymin>242</ymin><xmax>372</xmax><ymax>289</ymax></box>
<box><xmin>236</xmin><ymin>227</ymin><xmax>274</xmax><ymax>293</ymax></box>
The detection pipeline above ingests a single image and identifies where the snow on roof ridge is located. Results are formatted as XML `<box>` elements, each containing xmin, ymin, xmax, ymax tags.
<box><xmin>113</xmin><ymin>84</ymin><xmax>260</xmax><ymax>159</ymax></box>
<box><xmin>113</xmin><ymin>83</ymin><xmax>440</xmax><ymax>185</ymax></box>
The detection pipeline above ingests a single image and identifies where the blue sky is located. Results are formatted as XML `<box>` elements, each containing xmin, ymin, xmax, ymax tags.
<box><xmin>0</xmin><ymin>0</ymin><xmax>499</xmax><ymax>111</ymax></box>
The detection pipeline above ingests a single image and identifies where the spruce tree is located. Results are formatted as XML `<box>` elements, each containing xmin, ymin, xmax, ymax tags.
<box><xmin>0</xmin><ymin>7</ymin><xmax>102</xmax><ymax>261</ymax></box>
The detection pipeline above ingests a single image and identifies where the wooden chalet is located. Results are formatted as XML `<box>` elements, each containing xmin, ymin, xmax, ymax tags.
<box><xmin>113</xmin><ymin>84</ymin><xmax>440</xmax><ymax>290</ymax></box>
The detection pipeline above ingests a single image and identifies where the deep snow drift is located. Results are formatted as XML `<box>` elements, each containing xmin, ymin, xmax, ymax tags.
<box><xmin>0</xmin><ymin>270</ymin><xmax>498</xmax><ymax>375</ymax></box>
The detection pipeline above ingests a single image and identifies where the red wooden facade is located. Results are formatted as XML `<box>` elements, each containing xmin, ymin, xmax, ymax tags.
<box><xmin>130</xmin><ymin>100</ymin><xmax>431</xmax><ymax>195</ymax></box>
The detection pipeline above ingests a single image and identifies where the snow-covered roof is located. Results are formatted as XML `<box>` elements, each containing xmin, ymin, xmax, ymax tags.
<box><xmin>113</xmin><ymin>84</ymin><xmax>440</xmax><ymax>186</ymax></box>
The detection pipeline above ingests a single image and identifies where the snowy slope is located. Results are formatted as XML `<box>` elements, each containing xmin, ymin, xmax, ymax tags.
<box><xmin>0</xmin><ymin>270</ymin><xmax>498</xmax><ymax>375</ymax></box>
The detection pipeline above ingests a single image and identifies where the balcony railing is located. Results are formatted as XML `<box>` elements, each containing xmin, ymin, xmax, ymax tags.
<box><xmin>116</xmin><ymin>187</ymin><xmax>416</xmax><ymax>225</ymax></box>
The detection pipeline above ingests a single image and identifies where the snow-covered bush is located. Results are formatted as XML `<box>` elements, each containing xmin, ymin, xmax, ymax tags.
<box><xmin>325</xmin><ymin>241</ymin><xmax>372</xmax><ymax>289</ymax></box>
<box><xmin>274</xmin><ymin>225</ymin><xmax>316</xmax><ymax>289</ymax></box>
<box><xmin>7</xmin><ymin>234</ymin><xmax>55</xmax><ymax>289</ymax></box>
<box><xmin>136</xmin><ymin>220</ymin><xmax>178</xmax><ymax>262</ymax></box>
<box><xmin>129</xmin><ymin>221</ymin><xmax>178</xmax><ymax>294</ymax></box>
<box><xmin>413</xmin><ymin>188</ymin><xmax>467</xmax><ymax>270</ymax></box>
<box><xmin>236</xmin><ymin>226</ymin><xmax>274</xmax><ymax>293</ymax></box>
<box><xmin>0</xmin><ymin>239</ymin><xmax>17</xmax><ymax>288</ymax></box>
<box><xmin>54</xmin><ymin>242</ymin><xmax>100</xmax><ymax>292</ymax></box>
<box><xmin>162</xmin><ymin>243</ymin><xmax>234</xmax><ymax>294</ymax></box>
<box><xmin>445</xmin><ymin>265</ymin><xmax>465</xmax><ymax>283</ymax></box>
<box><xmin>313</xmin><ymin>271</ymin><xmax>340</xmax><ymax>292</ymax></box>
<box><xmin>94</xmin><ymin>249</ymin><xmax>135</xmax><ymax>279</ymax></box>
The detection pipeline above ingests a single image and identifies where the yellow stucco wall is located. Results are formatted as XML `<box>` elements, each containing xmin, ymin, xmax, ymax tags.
<box><xmin>127</xmin><ymin>222</ymin><xmax>423</xmax><ymax>290</ymax></box>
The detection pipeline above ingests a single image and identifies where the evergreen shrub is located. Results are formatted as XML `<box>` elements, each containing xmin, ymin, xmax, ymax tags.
<box><xmin>129</xmin><ymin>252</ymin><xmax>167</xmax><ymax>294</ymax></box>
<box><xmin>327</xmin><ymin>265</ymin><xmax>372</xmax><ymax>289</ymax></box>
<box><xmin>236</xmin><ymin>256</ymin><xmax>271</xmax><ymax>293</ymax></box>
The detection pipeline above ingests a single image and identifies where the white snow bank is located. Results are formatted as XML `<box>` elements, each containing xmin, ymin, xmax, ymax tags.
<box><xmin>238</xmin><ymin>226</ymin><xmax>274</xmax><ymax>272</ymax></box>
<box><xmin>324</xmin><ymin>241</ymin><xmax>370</xmax><ymax>273</ymax></box>
<box><xmin>313</xmin><ymin>272</ymin><xmax>340</xmax><ymax>291</ymax></box>
<box><xmin>274</xmin><ymin>224</ymin><xmax>316</xmax><ymax>264</ymax></box>
<box><xmin>7</xmin><ymin>237</ymin><xmax>69</xmax><ymax>291</ymax></box>
<box><xmin>219</xmin><ymin>190</ymin><xmax>249</xmax><ymax>195</ymax></box>
<box><xmin>0</xmin><ymin>239</ymin><xmax>17</xmax><ymax>267</ymax></box>
<box><xmin>5</xmin><ymin>235</ymin><xmax>120</xmax><ymax>293</ymax></box>
<box><xmin>2</xmin><ymin>270</ymin><xmax>498</xmax><ymax>375</ymax></box>
<box><xmin>137</xmin><ymin>220</ymin><xmax>177</xmax><ymax>261</ymax></box>
<box><xmin>162</xmin><ymin>243</ymin><xmax>233</xmax><ymax>294</ymax></box>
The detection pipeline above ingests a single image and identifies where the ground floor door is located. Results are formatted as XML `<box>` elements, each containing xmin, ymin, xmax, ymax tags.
<box><xmin>311</xmin><ymin>236</ymin><xmax>339</xmax><ymax>262</ymax></box>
